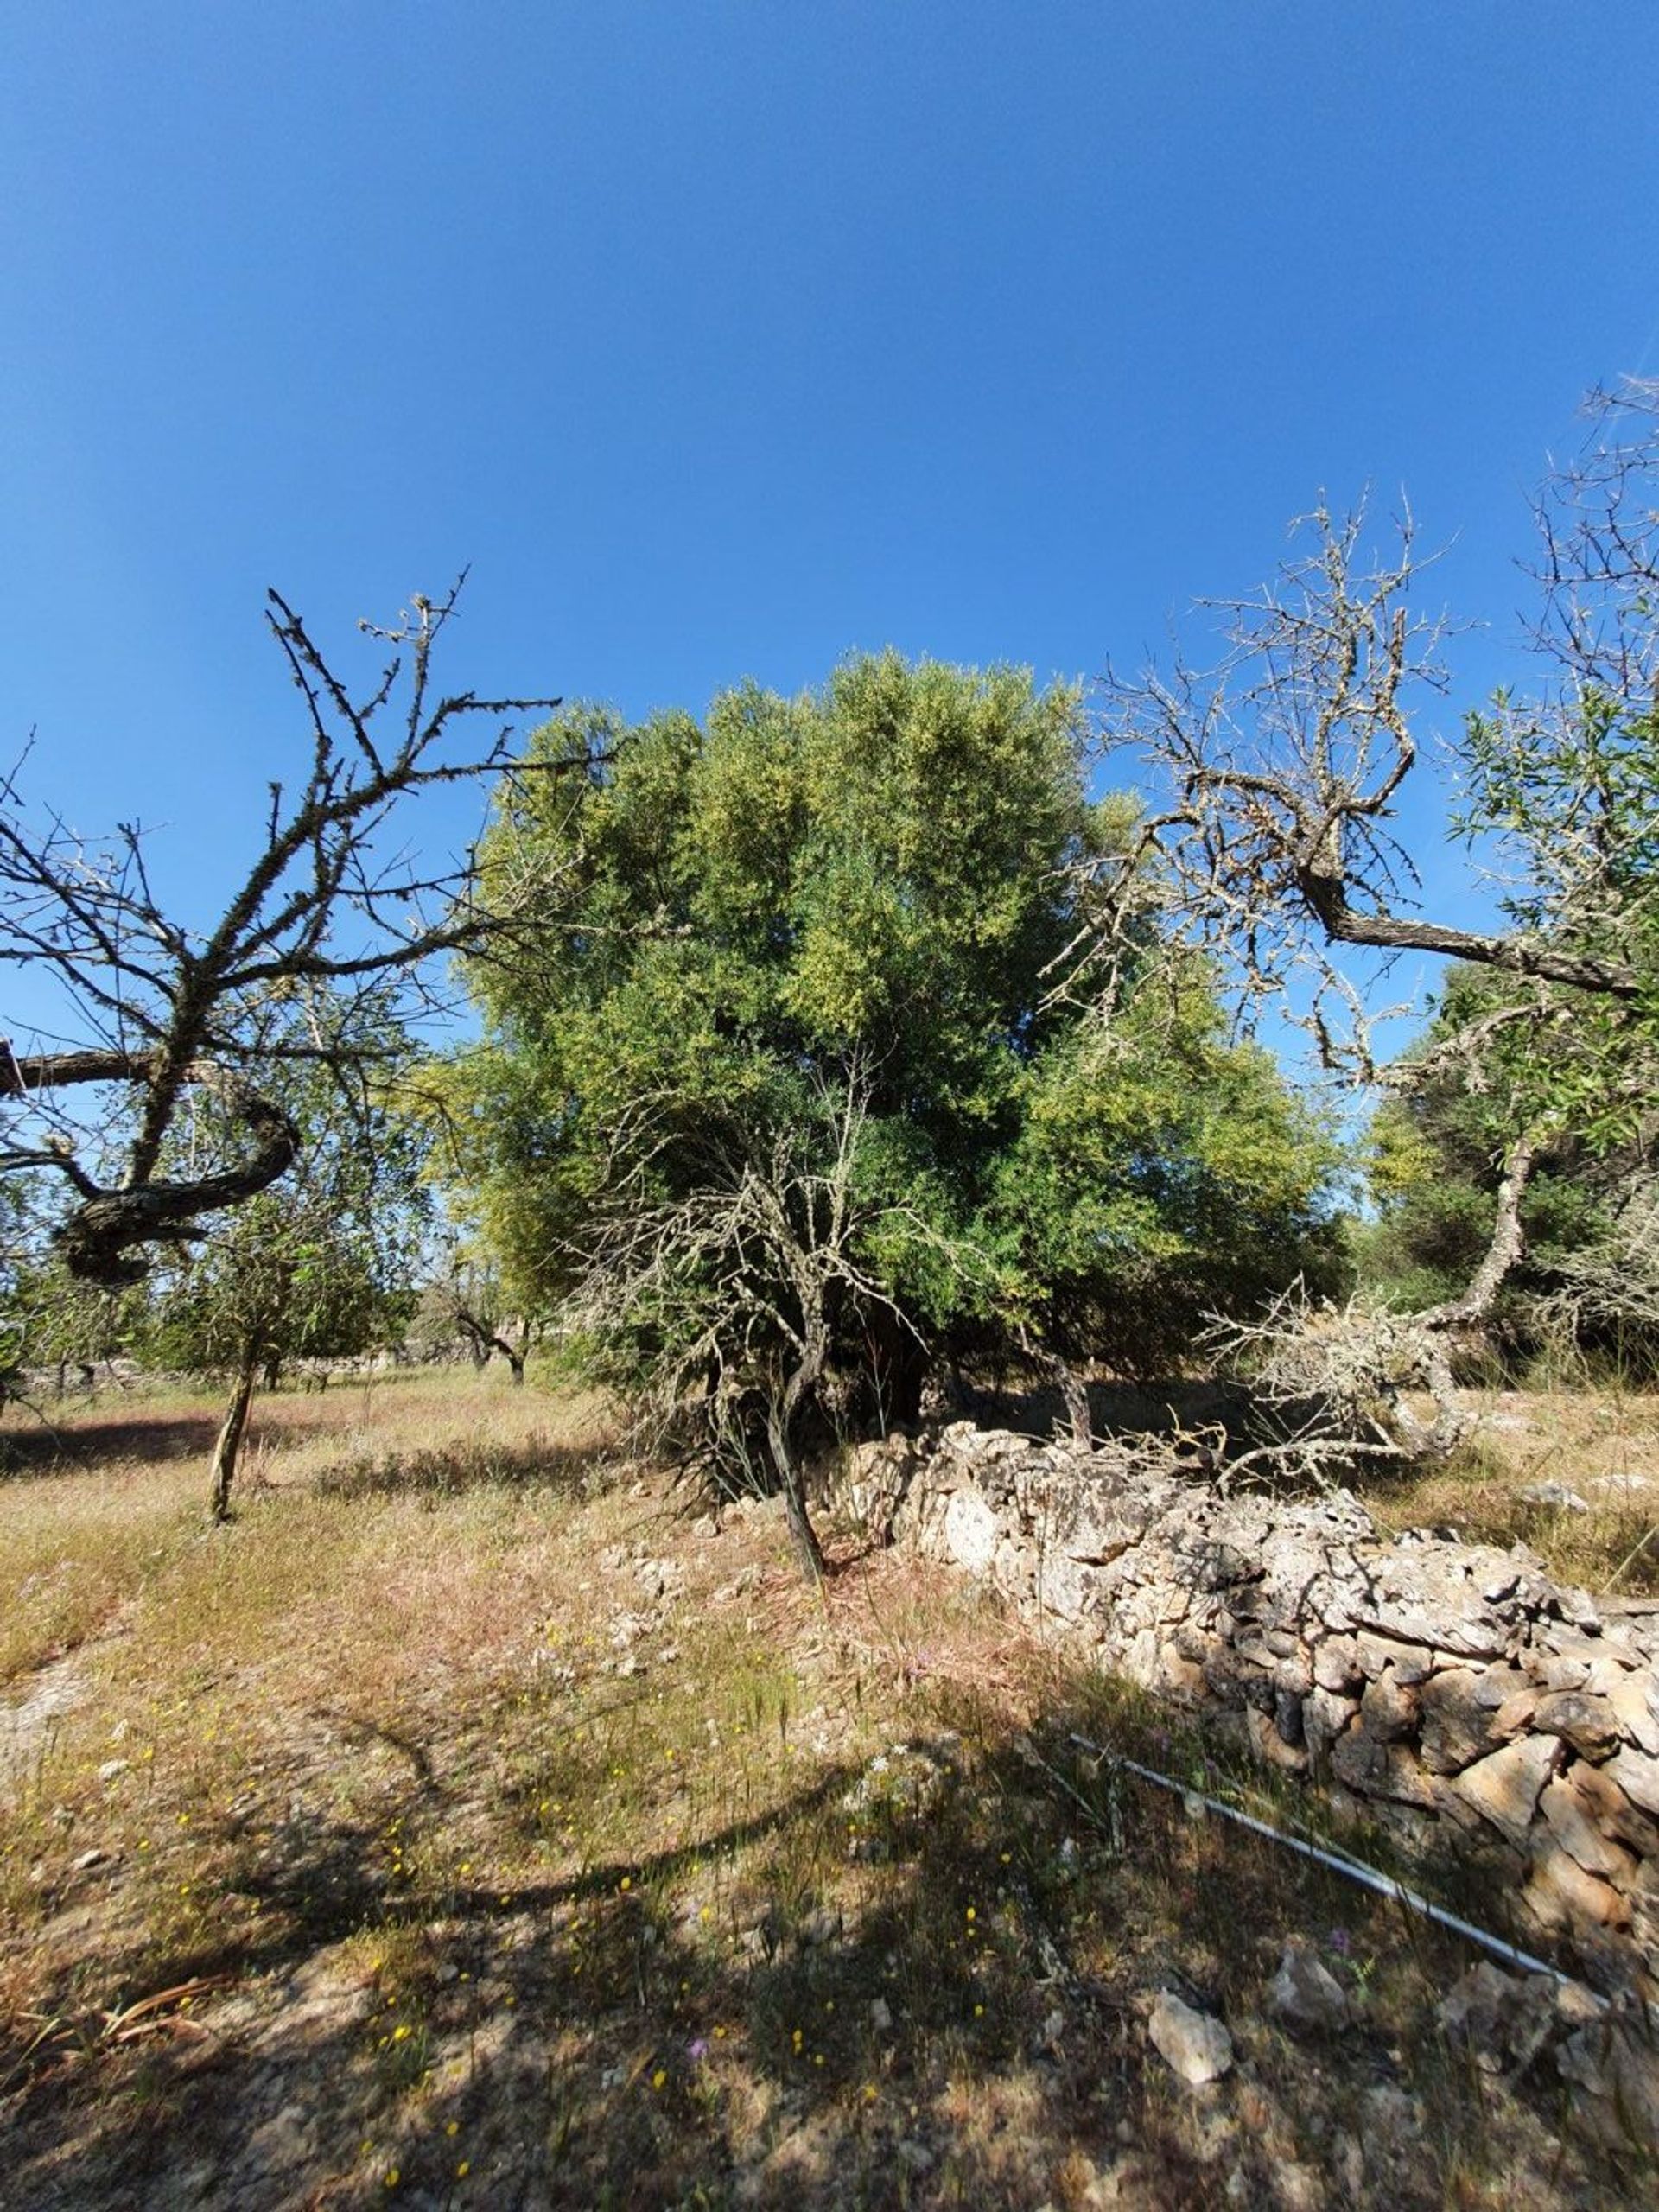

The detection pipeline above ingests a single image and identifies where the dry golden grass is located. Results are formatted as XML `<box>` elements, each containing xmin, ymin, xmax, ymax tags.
<box><xmin>1369</xmin><ymin>1386</ymin><xmax>1659</xmax><ymax>1596</ymax></box>
<box><xmin>0</xmin><ymin>1372</ymin><xmax>1647</xmax><ymax>2209</ymax></box>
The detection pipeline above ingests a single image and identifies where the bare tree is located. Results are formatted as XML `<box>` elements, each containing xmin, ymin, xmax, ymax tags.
<box><xmin>1092</xmin><ymin>382</ymin><xmax>1659</xmax><ymax>1454</ymax></box>
<box><xmin>420</xmin><ymin>1253</ymin><xmax>532</xmax><ymax>1383</ymax></box>
<box><xmin>1096</xmin><ymin>387</ymin><xmax>1658</xmax><ymax>1049</ymax></box>
<box><xmin>1</xmin><ymin>578</ymin><xmax>601</xmax><ymax>1291</ymax></box>
<box><xmin>1207</xmin><ymin>1132</ymin><xmax>1538</xmax><ymax>1483</ymax></box>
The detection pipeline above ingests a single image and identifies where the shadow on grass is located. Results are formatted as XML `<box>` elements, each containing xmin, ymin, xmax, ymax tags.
<box><xmin>0</xmin><ymin>1410</ymin><xmax>223</xmax><ymax>1482</ymax></box>
<box><xmin>5</xmin><ymin>1668</ymin><xmax>1636</xmax><ymax>2212</ymax></box>
<box><xmin>310</xmin><ymin>1433</ymin><xmax>617</xmax><ymax>1504</ymax></box>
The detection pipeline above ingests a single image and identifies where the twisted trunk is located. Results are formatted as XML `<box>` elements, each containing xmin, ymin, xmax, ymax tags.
<box><xmin>208</xmin><ymin>1353</ymin><xmax>259</xmax><ymax>1522</ymax></box>
<box><xmin>769</xmin><ymin>1317</ymin><xmax>829</xmax><ymax>1589</ymax></box>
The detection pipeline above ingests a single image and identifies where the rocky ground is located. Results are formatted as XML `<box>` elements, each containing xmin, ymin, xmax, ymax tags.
<box><xmin>1</xmin><ymin>1374</ymin><xmax>1655</xmax><ymax>2208</ymax></box>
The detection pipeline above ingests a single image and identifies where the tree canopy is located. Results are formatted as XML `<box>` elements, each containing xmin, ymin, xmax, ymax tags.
<box><xmin>449</xmin><ymin>652</ymin><xmax>1340</xmax><ymax>1564</ymax></box>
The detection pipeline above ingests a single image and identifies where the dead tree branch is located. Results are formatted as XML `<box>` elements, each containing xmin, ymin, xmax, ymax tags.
<box><xmin>2</xmin><ymin>579</ymin><xmax>599</xmax><ymax>1284</ymax></box>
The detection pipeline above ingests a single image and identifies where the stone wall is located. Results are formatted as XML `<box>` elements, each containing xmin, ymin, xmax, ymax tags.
<box><xmin>830</xmin><ymin>1421</ymin><xmax>1659</xmax><ymax>1987</ymax></box>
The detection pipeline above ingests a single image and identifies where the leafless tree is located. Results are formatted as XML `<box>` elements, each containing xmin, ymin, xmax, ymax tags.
<box><xmin>1206</xmin><ymin>1132</ymin><xmax>1537</xmax><ymax>1483</ymax></box>
<box><xmin>418</xmin><ymin>1255</ymin><xmax>533</xmax><ymax>1383</ymax></box>
<box><xmin>1094</xmin><ymin>383</ymin><xmax>1657</xmax><ymax>1042</ymax></box>
<box><xmin>1090</xmin><ymin>382</ymin><xmax>1659</xmax><ymax>1459</ymax></box>
<box><xmin>1</xmin><ymin>578</ymin><xmax>601</xmax><ymax>1290</ymax></box>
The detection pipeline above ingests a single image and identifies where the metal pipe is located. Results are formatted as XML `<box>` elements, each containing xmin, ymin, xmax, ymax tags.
<box><xmin>1065</xmin><ymin>1731</ymin><xmax>1607</xmax><ymax>2007</ymax></box>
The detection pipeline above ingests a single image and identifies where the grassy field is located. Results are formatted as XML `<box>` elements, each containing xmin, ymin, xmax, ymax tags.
<box><xmin>0</xmin><ymin>1372</ymin><xmax>1651</xmax><ymax>2209</ymax></box>
<box><xmin>1371</xmin><ymin>1386</ymin><xmax>1659</xmax><ymax>1597</ymax></box>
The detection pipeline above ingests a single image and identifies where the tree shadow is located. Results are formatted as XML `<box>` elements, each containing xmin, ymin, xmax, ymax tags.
<box><xmin>309</xmin><ymin>1433</ymin><xmax>619</xmax><ymax>1504</ymax></box>
<box><xmin>3</xmin><ymin>1672</ymin><xmax>1631</xmax><ymax>2212</ymax></box>
<box><xmin>0</xmin><ymin>1410</ymin><xmax>222</xmax><ymax>1482</ymax></box>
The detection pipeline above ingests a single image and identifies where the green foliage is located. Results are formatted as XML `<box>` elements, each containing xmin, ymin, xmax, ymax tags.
<box><xmin>0</xmin><ymin>1178</ymin><xmax>143</xmax><ymax>1388</ymax></box>
<box><xmin>454</xmin><ymin>653</ymin><xmax>1341</xmax><ymax>1438</ymax></box>
<box><xmin>1357</xmin><ymin>964</ymin><xmax>1656</xmax><ymax>1370</ymax></box>
<box><xmin>143</xmin><ymin>1059</ymin><xmax>430</xmax><ymax>1383</ymax></box>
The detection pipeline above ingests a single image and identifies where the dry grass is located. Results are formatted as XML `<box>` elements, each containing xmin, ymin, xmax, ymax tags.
<box><xmin>1367</xmin><ymin>1387</ymin><xmax>1659</xmax><ymax>1596</ymax></box>
<box><xmin>0</xmin><ymin>1372</ymin><xmax>1647</xmax><ymax>2209</ymax></box>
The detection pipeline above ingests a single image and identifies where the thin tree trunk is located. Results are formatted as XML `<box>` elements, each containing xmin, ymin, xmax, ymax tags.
<box><xmin>1019</xmin><ymin>1327</ymin><xmax>1092</xmax><ymax>1452</ymax></box>
<box><xmin>505</xmin><ymin>1348</ymin><xmax>525</xmax><ymax>1387</ymax></box>
<box><xmin>1406</xmin><ymin>1134</ymin><xmax>1541</xmax><ymax>1456</ymax></box>
<box><xmin>769</xmin><ymin>1306</ymin><xmax>832</xmax><ymax>1586</ymax></box>
<box><xmin>766</xmin><ymin>1402</ymin><xmax>826</xmax><ymax>1588</ymax></box>
<box><xmin>208</xmin><ymin>1355</ymin><xmax>258</xmax><ymax>1522</ymax></box>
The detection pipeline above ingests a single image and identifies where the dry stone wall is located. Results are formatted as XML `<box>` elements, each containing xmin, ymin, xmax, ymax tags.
<box><xmin>830</xmin><ymin>1421</ymin><xmax>1659</xmax><ymax>1987</ymax></box>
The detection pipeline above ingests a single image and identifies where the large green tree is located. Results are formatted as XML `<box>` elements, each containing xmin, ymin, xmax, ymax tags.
<box><xmin>453</xmin><ymin>653</ymin><xmax>1340</xmax><ymax>1575</ymax></box>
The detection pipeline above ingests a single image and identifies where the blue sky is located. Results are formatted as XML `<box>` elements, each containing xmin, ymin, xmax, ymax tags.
<box><xmin>3</xmin><ymin>2</ymin><xmax>1657</xmax><ymax>1049</ymax></box>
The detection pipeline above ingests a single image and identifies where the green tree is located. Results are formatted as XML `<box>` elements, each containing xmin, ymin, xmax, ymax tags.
<box><xmin>1359</xmin><ymin>965</ymin><xmax>1658</xmax><ymax>1375</ymax></box>
<box><xmin>146</xmin><ymin>1058</ymin><xmax>430</xmax><ymax>1518</ymax></box>
<box><xmin>454</xmin><ymin>653</ymin><xmax>1340</xmax><ymax>1574</ymax></box>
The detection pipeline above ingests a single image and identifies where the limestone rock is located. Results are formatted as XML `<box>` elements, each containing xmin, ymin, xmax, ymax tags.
<box><xmin>1538</xmin><ymin>1774</ymin><xmax>1638</xmax><ymax>1880</ymax></box>
<box><xmin>1330</xmin><ymin>1726</ymin><xmax>1437</xmax><ymax>1807</ymax></box>
<box><xmin>1311</xmin><ymin>1634</ymin><xmax>1362</xmax><ymax>1694</ymax></box>
<box><xmin>1524</xmin><ymin>1849</ymin><xmax>1632</xmax><ymax>1934</ymax></box>
<box><xmin>1147</xmin><ymin>1991</ymin><xmax>1233</xmax><ymax>2086</ymax></box>
<box><xmin>1599</xmin><ymin>1667</ymin><xmax>1659</xmax><ymax>1757</ymax></box>
<box><xmin>1246</xmin><ymin>1705</ymin><xmax>1308</xmax><ymax>1772</ymax></box>
<box><xmin>1532</xmin><ymin>1689</ymin><xmax>1622</xmax><ymax>1759</ymax></box>
<box><xmin>1557</xmin><ymin>2019</ymin><xmax>1659</xmax><ymax>2150</ymax></box>
<box><xmin>1435</xmin><ymin>1961</ymin><xmax>1556</xmax><ymax>2075</ymax></box>
<box><xmin>1301</xmin><ymin>1688</ymin><xmax>1357</xmax><ymax>1765</ymax></box>
<box><xmin>1359</xmin><ymin>1666</ymin><xmax>1418</xmax><ymax>1742</ymax></box>
<box><xmin>1265</xmin><ymin>1939</ymin><xmax>1351</xmax><ymax>2034</ymax></box>
<box><xmin>1450</xmin><ymin>1734</ymin><xmax>1562</xmax><ymax>1849</ymax></box>
<box><xmin>1601</xmin><ymin>1746</ymin><xmax>1659</xmax><ymax>1820</ymax></box>
<box><xmin>1355</xmin><ymin>1631</ymin><xmax>1435</xmax><ymax>1686</ymax></box>
<box><xmin>1418</xmin><ymin>1669</ymin><xmax>1505</xmax><ymax>1774</ymax></box>
<box><xmin>942</xmin><ymin>1489</ymin><xmax>1000</xmax><ymax>1575</ymax></box>
<box><xmin>1567</xmin><ymin>1755</ymin><xmax>1659</xmax><ymax>1856</ymax></box>
<box><xmin>1517</xmin><ymin>1481</ymin><xmax>1590</xmax><ymax>1513</ymax></box>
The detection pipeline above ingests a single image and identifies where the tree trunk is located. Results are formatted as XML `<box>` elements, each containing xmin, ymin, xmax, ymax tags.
<box><xmin>505</xmin><ymin>1348</ymin><xmax>525</xmax><ymax>1387</ymax></box>
<box><xmin>768</xmin><ymin>1319</ymin><xmax>829</xmax><ymax>1588</ymax></box>
<box><xmin>208</xmin><ymin>1355</ymin><xmax>258</xmax><ymax>1522</ymax></box>
<box><xmin>1406</xmin><ymin>1134</ymin><xmax>1541</xmax><ymax>1457</ymax></box>
<box><xmin>1019</xmin><ymin>1327</ymin><xmax>1092</xmax><ymax>1452</ymax></box>
<box><xmin>263</xmin><ymin>1352</ymin><xmax>283</xmax><ymax>1391</ymax></box>
<box><xmin>766</xmin><ymin>1402</ymin><xmax>826</xmax><ymax>1588</ymax></box>
<box><xmin>1051</xmin><ymin>1353</ymin><xmax>1092</xmax><ymax>1452</ymax></box>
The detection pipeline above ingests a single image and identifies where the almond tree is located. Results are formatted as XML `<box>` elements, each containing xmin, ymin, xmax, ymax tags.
<box><xmin>0</xmin><ymin>578</ymin><xmax>599</xmax><ymax>1291</ymax></box>
<box><xmin>1101</xmin><ymin>380</ymin><xmax>1659</xmax><ymax>1450</ymax></box>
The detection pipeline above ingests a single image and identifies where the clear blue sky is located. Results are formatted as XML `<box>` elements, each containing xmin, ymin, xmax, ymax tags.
<box><xmin>3</xmin><ymin>2</ymin><xmax>1657</xmax><ymax>1041</ymax></box>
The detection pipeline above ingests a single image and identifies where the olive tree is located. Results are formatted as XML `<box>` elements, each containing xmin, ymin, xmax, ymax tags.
<box><xmin>144</xmin><ymin>1048</ymin><xmax>431</xmax><ymax>1516</ymax></box>
<box><xmin>453</xmin><ymin>653</ymin><xmax>1342</xmax><ymax>1570</ymax></box>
